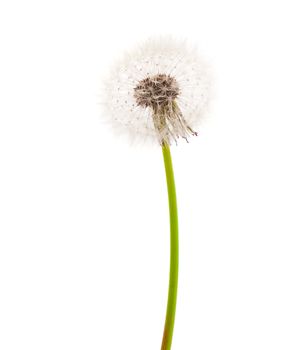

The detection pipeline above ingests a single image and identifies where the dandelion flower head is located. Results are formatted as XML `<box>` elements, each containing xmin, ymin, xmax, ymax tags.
<box><xmin>103</xmin><ymin>37</ymin><xmax>211</xmax><ymax>145</ymax></box>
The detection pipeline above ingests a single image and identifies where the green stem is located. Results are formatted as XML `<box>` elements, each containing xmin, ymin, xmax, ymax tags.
<box><xmin>161</xmin><ymin>144</ymin><xmax>179</xmax><ymax>350</ymax></box>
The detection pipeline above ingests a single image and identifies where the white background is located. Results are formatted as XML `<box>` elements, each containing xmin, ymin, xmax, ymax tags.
<box><xmin>1</xmin><ymin>0</ymin><xmax>284</xmax><ymax>349</ymax></box>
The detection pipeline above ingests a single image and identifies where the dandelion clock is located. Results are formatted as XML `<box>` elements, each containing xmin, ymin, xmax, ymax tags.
<box><xmin>102</xmin><ymin>37</ymin><xmax>211</xmax><ymax>350</ymax></box>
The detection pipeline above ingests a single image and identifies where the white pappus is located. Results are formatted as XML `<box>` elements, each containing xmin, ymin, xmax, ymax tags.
<box><xmin>102</xmin><ymin>37</ymin><xmax>211</xmax><ymax>146</ymax></box>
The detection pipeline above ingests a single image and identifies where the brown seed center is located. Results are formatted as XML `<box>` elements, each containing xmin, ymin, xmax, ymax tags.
<box><xmin>134</xmin><ymin>74</ymin><xmax>180</xmax><ymax>109</ymax></box>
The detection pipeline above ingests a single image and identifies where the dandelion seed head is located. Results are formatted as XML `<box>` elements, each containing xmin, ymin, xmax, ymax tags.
<box><xmin>102</xmin><ymin>37</ymin><xmax>211</xmax><ymax>145</ymax></box>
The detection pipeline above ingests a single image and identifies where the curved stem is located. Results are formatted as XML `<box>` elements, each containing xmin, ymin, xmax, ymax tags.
<box><xmin>161</xmin><ymin>144</ymin><xmax>179</xmax><ymax>350</ymax></box>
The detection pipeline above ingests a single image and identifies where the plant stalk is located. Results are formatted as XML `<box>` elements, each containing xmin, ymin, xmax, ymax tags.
<box><xmin>161</xmin><ymin>144</ymin><xmax>179</xmax><ymax>350</ymax></box>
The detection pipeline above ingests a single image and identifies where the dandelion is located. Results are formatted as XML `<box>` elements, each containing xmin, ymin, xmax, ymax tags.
<box><xmin>102</xmin><ymin>37</ymin><xmax>211</xmax><ymax>350</ymax></box>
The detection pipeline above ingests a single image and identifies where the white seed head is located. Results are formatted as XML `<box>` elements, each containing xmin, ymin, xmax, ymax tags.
<box><xmin>102</xmin><ymin>37</ymin><xmax>211</xmax><ymax>145</ymax></box>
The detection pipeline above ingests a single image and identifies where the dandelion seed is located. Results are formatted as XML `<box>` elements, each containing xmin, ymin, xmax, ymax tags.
<box><xmin>102</xmin><ymin>37</ymin><xmax>211</xmax><ymax>145</ymax></box>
